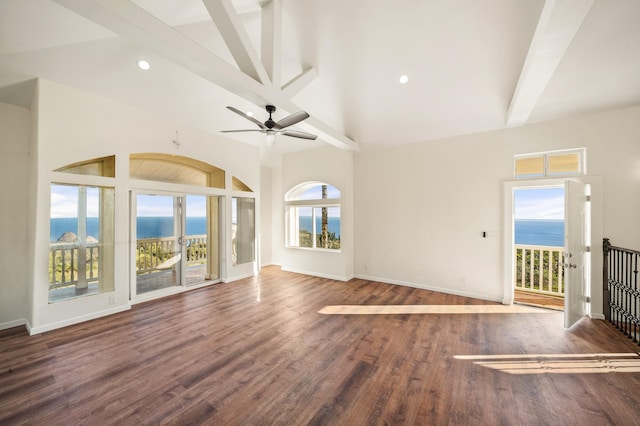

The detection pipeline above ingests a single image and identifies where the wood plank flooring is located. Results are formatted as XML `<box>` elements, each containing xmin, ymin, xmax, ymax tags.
<box><xmin>514</xmin><ymin>289</ymin><xmax>565</xmax><ymax>311</ymax></box>
<box><xmin>2</xmin><ymin>266</ymin><xmax>640</xmax><ymax>425</ymax></box>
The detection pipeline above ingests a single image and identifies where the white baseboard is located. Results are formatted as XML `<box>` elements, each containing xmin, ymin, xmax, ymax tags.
<box><xmin>222</xmin><ymin>271</ymin><xmax>256</xmax><ymax>283</ymax></box>
<box><xmin>354</xmin><ymin>274</ymin><xmax>503</xmax><ymax>303</ymax></box>
<box><xmin>0</xmin><ymin>318</ymin><xmax>27</xmax><ymax>331</ymax></box>
<box><xmin>28</xmin><ymin>305</ymin><xmax>131</xmax><ymax>335</ymax></box>
<box><xmin>590</xmin><ymin>313</ymin><xmax>605</xmax><ymax>320</ymax></box>
<box><xmin>281</xmin><ymin>266</ymin><xmax>353</xmax><ymax>282</ymax></box>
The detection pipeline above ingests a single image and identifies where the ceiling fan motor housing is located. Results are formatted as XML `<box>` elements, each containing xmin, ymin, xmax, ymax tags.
<box><xmin>265</xmin><ymin>105</ymin><xmax>276</xmax><ymax>128</ymax></box>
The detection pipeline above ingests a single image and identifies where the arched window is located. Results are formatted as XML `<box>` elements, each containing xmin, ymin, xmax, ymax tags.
<box><xmin>285</xmin><ymin>182</ymin><xmax>341</xmax><ymax>250</ymax></box>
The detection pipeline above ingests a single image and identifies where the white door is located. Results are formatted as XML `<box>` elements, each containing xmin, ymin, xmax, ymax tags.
<box><xmin>564</xmin><ymin>180</ymin><xmax>587</xmax><ymax>328</ymax></box>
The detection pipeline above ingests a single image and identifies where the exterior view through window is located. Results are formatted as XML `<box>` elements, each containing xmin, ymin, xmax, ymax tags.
<box><xmin>49</xmin><ymin>183</ymin><xmax>115</xmax><ymax>302</ymax></box>
<box><xmin>286</xmin><ymin>182</ymin><xmax>341</xmax><ymax>250</ymax></box>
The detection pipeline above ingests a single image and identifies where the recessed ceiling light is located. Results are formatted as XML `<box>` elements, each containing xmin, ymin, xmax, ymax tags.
<box><xmin>137</xmin><ymin>59</ymin><xmax>151</xmax><ymax>71</ymax></box>
<box><xmin>399</xmin><ymin>74</ymin><xmax>409</xmax><ymax>84</ymax></box>
<box><xmin>246</xmin><ymin>111</ymin><xmax>254</xmax><ymax>117</ymax></box>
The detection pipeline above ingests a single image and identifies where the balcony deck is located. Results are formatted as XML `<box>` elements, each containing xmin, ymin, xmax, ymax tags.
<box><xmin>515</xmin><ymin>290</ymin><xmax>564</xmax><ymax>311</ymax></box>
<box><xmin>136</xmin><ymin>264</ymin><xmax>210</xmax><ymax>294</ymax></box>
<box><xmin>48</xmin><ymin>264</ymin><xmax>210</xmax><ymax>303</ymax></box>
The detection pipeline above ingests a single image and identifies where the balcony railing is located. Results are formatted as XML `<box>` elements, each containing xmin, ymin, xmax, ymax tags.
<box><xmin>515</xmin><ymin>244</ymin><xmax>565</xmax><ymax>297</ymax></box>
<box><xmin>136</xmin><ymin>235</ymin><xmax>207</xmax><ymax>275</ymax></box>
<box><xmin>49</xmin><ymin>235</ymin><xmax>207</xmax><ymax>290</ymax></box>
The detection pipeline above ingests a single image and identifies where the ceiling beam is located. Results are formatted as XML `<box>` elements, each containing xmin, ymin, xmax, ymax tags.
<box><xmin>261</xmin><ymin>0</ymin><xmax>282</xmax><ymax>88</ymax></box>
<box><xmin>201</xmin><ymin>0</ymin><xmax>270</xmax><ymax>85</ymax></box>
<box><xmin>506</xmin><ymin>0</ymin><xmax>595</xmax><ymax>127</ymax></box>
<box><xmin>282</xmin><ymin>67</ymin><xmax>319</xmax><ymax>99</ymax></box>
<box><xmin>52</xmin><ymin>0</ymin><xmax>358</xmax><ymax>151</ymax></box>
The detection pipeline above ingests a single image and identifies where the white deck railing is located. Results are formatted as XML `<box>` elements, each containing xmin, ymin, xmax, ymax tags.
<box><xmin>49</xmin><ymin>235</ymin><xmax>207</xmax><ymax>290</ymax></box>
<box><xmin>515</xmin><ymin>244</ymin><xmax>564</xmax><ymax>297</ymax></box>
<box><xmin>49</xmin><ymin>242</ymin><xmax>100</xmax><ymax>290</ymax></box>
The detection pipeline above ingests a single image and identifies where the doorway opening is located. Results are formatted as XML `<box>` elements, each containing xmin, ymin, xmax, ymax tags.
<box><xmin>132</xmin><ymin>192</ymin><xmax>220</xmax><ymax>298</ymax></box>
<box><xmin>505</xmin><ymin>178</ymin><xmax>591</xmax><ymax>328</ymax></box>
<box><xmin>513</xmin><ymin>187</ymin><xmax>565</xmax><ymax>311</ymax></box>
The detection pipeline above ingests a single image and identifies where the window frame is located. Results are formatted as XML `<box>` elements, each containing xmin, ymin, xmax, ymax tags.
<box><xmin>514</xmin><ymin>148</ymin><xmax>585</xmax><ymax>179</ymax></box>
<box><xmin>285</xmin><ymin>183</ymin><xmax>341</xmax><ymax>252</ymax></box>
<box><xmin>48</xmin><ymin>182</ymin><xmax>115</xmax><ymax>303</ymax></box>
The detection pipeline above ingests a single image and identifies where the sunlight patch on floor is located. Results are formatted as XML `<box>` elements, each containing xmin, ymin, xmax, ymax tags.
<box><xmin>454</xmin><ymin>353</ymin><xmax>640</xmax><ymax>374</ymax></box>
<box><xmin>318</xmin><ymin>304</ymin><xmax>553</xmax><ymax>315</ymax></box>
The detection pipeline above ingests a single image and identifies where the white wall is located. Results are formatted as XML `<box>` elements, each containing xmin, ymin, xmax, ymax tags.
<box><xmin>278</xmin><ymin>146</ymin><xmax>354</xmax><ymax>280</ymax></box>
<box><xmin>0</xmin><ymin>102</ymin><xmax>31</xmax><ymax>328</ymax></box>
<box><xmin>354</xmin><ymin>105</ymin><xmax>640</xmax><ymax>311</ymax></box>
<box><xmin>260</xmin><ymin>166</ymin><xmax>273</xmax><ymax>266</ymax></box>
<box><xmin>25</xmin><ymin>78</ymin><xmax>260</xmax><ymax>333</ymax></box>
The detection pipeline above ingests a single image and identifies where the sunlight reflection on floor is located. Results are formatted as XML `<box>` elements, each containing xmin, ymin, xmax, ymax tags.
<box><xmin>318</xmin><ymin>304</ymin><xmax>555</xmax><ymax>315</ymax></box>
<box><xmin>454</xmin><ymin>353</ymin><xmax>640</xmax><ymax>374</ymax></box>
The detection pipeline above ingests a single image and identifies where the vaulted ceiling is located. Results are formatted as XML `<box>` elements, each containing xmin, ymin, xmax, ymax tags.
<box><xmin>1</xmin><ymin>0</ymin><xmax>639</xmax><ymax>166</ymax></box>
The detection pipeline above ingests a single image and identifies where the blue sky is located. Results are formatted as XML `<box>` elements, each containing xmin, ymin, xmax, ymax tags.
<box><xmin>137</xmin><ymin>195</ymin><xmax>207</xmax><ymax>217</ymax></box>
<box><xmin>514</xmin><ymin>187</ymin><xmax>564</xmax><ymax>220</ymax></box>
<box><xmin>50</xmin><ymin>184</ymin><xmax>100</xmax><ymax>218</ymax></box>
<box><xmin>51</xmin><ymin>186</ymin><xmax>208</xmax><ymax>218</ymax></box>
<box><xmin>300</xmin><ymin>184</ymin><xmax>340</xmax><ymax>200</ymax></box>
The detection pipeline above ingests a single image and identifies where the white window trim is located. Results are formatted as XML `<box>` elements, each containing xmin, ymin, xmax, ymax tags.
<box><xmin>514</xmin><ymin>148</ymin><xmax>586</xmax><ymax>179</ymax></box>
<box><xmin>285</xmin><ymin>184</ymin><xmax>341</xmax><ymax>252</ymax></box>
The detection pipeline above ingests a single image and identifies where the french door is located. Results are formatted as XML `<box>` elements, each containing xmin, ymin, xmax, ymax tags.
<box><xmin>132</xmin><ymin>192</ymin><xmax>215</xmax><ymax>297</ymax></box>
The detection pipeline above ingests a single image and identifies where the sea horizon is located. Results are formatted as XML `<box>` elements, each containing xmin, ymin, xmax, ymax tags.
<box><xmin>515</xmin><ymin>218</ymin><xmax>564</xmax><ymax>247</ymax></box>
<box><xmin>51</xmin><ymin>215</ymin><xmax>342</xmax><ymax>242</ymax></box>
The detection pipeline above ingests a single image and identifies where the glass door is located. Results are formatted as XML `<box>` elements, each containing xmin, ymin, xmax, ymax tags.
<box><xmin>135</xmin><ymin>194</ymin><xmax>182</xmax><ymax>295</ymax></box>
<box><xmin>184</xmin><ymin>195</ymin><xmax>208</xmax><ymax>285</ymax></box>
<box><xmin>133</xmin><ymin>192</ymin><xmax>218</xmax><ymax>297</ymax></box>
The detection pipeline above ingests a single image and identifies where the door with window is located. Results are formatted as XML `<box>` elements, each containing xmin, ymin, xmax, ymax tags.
<box><xmin>133</xmin><ymin>192</ymin><xmax>217</xmax><ymax>297</ymax></box>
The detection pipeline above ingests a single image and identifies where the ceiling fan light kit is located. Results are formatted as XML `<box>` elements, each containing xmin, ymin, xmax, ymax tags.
<box><xmin>222</xmin><ymin>104</ymin><xmax>318</xmax><ymax>146</ymax></box>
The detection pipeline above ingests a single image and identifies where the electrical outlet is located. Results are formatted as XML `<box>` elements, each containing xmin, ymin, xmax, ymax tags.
<box><xmin>109</xmin><ymin>294</ymin><xmax>116</xmax><ymax>305</ymax></box>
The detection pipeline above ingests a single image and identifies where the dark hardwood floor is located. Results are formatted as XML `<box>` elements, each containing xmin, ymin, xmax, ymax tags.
<box><xmin>2</xmin><ymin>266</ymin><xmax>639</xmax><ymax>425</ymax></box>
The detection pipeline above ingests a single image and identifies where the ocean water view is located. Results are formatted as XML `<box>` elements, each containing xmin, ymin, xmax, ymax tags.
<box><xmin>50</xmin><ymin>217</ymin><xmax>208</xmax><ymax>242</ymax></box>
<box><xmin>299</xmin><ymin>216</ymin><xmax>340</xmax><ymax>237</ymax></box>
<box><xmin>515</xmin><ymin>219</ymin><xmax>564</xmax><ymax>247</ymax></box>
<box><xmin>51</xmin><ymin>216</ymin><xmax>340</xmax><ymax>242</ymax></box>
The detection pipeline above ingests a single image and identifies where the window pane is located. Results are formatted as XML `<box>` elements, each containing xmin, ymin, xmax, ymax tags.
<box><xmin>49</xmin><ymin>184</ymin><xmax>114</xmax><ymax>303</ymax></box>
<box><xmin>548</xmin><ymin>153</ymin><xmax>580</xmax><ymax>174</ymax></box>
<box><xmin>232</xmin><ymin>197</ymin><xmax>255</xmax><ymax>266</ymax></box>
<box><xmin>289</xmin><ymin>183</ymin><xmax>340</xmax><ymax>201</ymax></box>
<box><xmin>298</xmin><ymin>206</ymin><xmax>313</xmax><ymax>248</ymax></box>
<box><xmin>515</xmin><ymin>156</ymin><xmax>545</xmax><ymax>178</ymax></box>
<box><xmin>314</xmin><ymin>206</ymin><xmax>341</xmax><ymax>249</ymax></box>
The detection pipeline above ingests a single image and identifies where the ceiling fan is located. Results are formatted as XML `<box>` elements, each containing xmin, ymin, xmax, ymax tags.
<box><xmin>222</xmin><ymin>105</ymin><xmax>317</xmax><ymax>146</ymax></box>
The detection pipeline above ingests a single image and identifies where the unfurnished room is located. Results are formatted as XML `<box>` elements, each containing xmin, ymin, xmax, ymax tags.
<box><xmin>1</xmin><ymin>0</ymin><xmax>640</xmax><ymax>424</ymax></box>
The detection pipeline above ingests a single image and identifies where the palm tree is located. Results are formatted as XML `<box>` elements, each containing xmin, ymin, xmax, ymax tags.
<box><xmin>321</xmin><ymin>184</ymin><xmax>329</xmax><ymax>248</ymax></box>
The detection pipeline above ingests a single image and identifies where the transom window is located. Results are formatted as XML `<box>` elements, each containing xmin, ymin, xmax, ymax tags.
<box><xmin>285</xmin><ymin>182</ymin><xmax>341</xmax><ymax>250</ymax></box>
<box><xmin>515</xmin><ymin>149</ymin><xmax>585</xmax><ymax>179</ymax></box>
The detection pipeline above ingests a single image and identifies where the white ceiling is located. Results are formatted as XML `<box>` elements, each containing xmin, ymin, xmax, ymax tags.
<box><xmin>1</xmin><ymin>0</ymin><xmax>639</xmax><ymax>166</ymax></box>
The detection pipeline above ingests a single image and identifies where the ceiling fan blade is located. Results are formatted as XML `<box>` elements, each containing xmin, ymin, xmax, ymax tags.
<box><xmin>273</xmin><ymin>110</ymin><xmax>310</xmax><ymax>130</ymax></box>
<box><xmin>221</xmin><ymin>129</ymin><xmax>265</xmax><ymax>133</ymax></box>
<box><xmin>226</xmin><ymin>106</ymin><xmax>267</xmax><ymax>130</ymax></box>
<box><xmin>281</xmin><ymin>130</ymin><xmax>318</xmax><ymax>140</ymax></box>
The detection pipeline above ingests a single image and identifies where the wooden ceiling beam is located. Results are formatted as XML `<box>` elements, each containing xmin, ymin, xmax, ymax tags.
<box><xmin>53</xmin><ymin>0</ymin><xmax>358</xmax><ymax>151</ymax></box>
<box><xmin>261</xmin><ymin>0</ymin><xmax>282</xmax><ymax>88</ymax></box>
<box><xmin>202</xmin><ymin>0</ymin><xmax>271</xmax><ymax>86</ymax></box>
<box><xmin>507</xmin><ymin>0</ymin><xmax>595</xmax><ymax>127</ymax></box>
